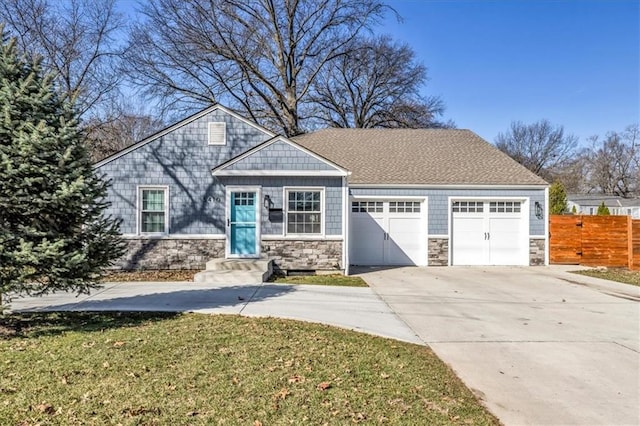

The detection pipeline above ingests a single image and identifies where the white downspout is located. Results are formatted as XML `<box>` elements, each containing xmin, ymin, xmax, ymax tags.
<box><xmin>544</xmin><ymin>186</ymin><xmax>550</xmax><ymax>266</ymax></box>
<box><xmin>342</xmin><ymin>175</ymin><xmax>350</xmax><ymax>275</ymax></box>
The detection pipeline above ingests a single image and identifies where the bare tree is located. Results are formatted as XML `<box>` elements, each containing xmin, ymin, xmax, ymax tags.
<box><xmin>308</xmin><ymin>35</ymin><xmax>449</xmax><ymax>128</ymax></box>
<box><xmin>495</xmin><ymin>120</ymin><xmax>578</xmax><ymax>180</ymax></box>
<box><xmin>124</xmin><ymin>0</ymin><xmax>390</xmax><ymax>136</ymax></box>
<box><xmin>85</xmin><ymin>103</ymin><xmax>166</xmax><ymax>162</ymax></box>
<box><xmin>583</xmin><ymin>124</ymin><xmax>639</xmax><ymax>197</ymax></box>
<box><xmin>552</xmin><ymin>152</ymin><xmax>590</xmax><ymax>194</ymax></box>
<box><xmin>0</xmin><ymin>0</ymin><xmax>125</xmax><ymax>119</ymax></box>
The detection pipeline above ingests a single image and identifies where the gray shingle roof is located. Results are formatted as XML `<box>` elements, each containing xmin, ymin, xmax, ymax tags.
<box><xmin>293</xmin><ymin>128</ymin><xmax>548</xmax><ymax>186</ymax></box>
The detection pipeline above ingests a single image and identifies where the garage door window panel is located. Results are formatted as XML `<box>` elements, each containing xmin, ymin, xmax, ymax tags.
<box><xmin>389</xmin><ymin>201</ymin><xmax>421</xmax><ymax>213</ymax></box>
<box><xmin>286</xmin><ymin>190</ymin><xmax>322</xmax><ymax>235</ymax></box>
<box><xmin>453</xmin><ymin>201</ymin><xmax>484</xmax><ymax>213</ymax></box>
<box><xmin>489</xmin><ymin>201</ymin><xmax>521</xmax><ymax>213</ymax></box>
<box><xmin>352</xmin><ymin>201</ymin><xmax>383</xmax><ymax>213</ymax></box>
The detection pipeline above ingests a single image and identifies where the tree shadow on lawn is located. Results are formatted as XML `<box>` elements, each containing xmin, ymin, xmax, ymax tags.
<box><xmin>2</xmin><ymin>284</ymin><xmax>295</xmax><ymax>340</ymax></box>
<box><xmin>0</xmin><ymin>311</ymin><xmax>179</xmax><ymax>340</ymax></box>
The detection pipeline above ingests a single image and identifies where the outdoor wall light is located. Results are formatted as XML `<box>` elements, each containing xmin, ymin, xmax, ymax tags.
<box><xmin>264</xmin><ymin>194</ymin><xmax>273</xmax><ymax>209</ymax></box>
<box><xmin>535</xmin><ymin>201</ymin><xmax>543</xmax><ymax>219</ymax></box>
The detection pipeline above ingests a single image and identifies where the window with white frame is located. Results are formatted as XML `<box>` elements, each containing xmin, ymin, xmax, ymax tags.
<box><xmin>139</xmin><ymin>187</ymin><xmax>167</xmax><ymax>233</ymax></box>
<box><xmin>286</xmin><ymin>190</ymin><xmax>322</xmax><ymax>234</ymax></box>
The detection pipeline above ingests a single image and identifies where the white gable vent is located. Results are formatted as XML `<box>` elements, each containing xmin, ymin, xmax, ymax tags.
<box><xmin>208</xmin><ymin>122</ymin><xmax>226</xmax><ymax>145</ymax></box>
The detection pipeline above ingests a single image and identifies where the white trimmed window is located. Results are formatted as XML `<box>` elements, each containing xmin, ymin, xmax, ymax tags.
<box><xmin>286</xmin><ymin>189</ymin><xmax>323</xmax><ymax>234</ymax></box>
<box><xmin>208</xmin><ymin>122</ymin><xmax>226</xmax><ymax>145</ymax></box>
<box><xmin>139</xmin><ymin>187</ymin><xmax>168</xmax><ymax>234</ymax></box>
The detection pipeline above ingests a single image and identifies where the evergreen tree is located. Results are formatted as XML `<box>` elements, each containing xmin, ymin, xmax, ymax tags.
<box><xmin>549</xmin><ymin>181</ymin><xmax>568</xmax><ymax>214</ymax></box>
<box><xmin>596</xmin><ymin>202</ymin><xmax>610</xmax><ymax>216</ymax></box>
<box><xmin>0</xmin><ymin>29</ymin><xmax>124</xmax><ymax>306</ymax></box>
<box><xmin>571</xmin><ymin>205</ymin><xmax>577</xmax><ymax>214</ymax></box>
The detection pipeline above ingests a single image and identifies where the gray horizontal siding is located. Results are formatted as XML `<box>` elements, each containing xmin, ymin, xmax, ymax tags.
<box><xmin>350</xmin><ymin>187</ymin><xmax>546</xmax><ymax>236</ymax></box>
<box><xmin>227</xmin><ymin>140</ymin><xmax>336</xmax><ymax>171</ymax></box>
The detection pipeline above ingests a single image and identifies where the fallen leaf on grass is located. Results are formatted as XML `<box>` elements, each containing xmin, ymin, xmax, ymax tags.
<box><xmin>113</xmin><ymin>341</ymin><xmax>126</xmax><ymax>347</ymax></box>
<box><xmin>317</xmin><ymin>381</ymin><xmax>331</xmax><ymax>391</ymax></box>
<box><xmin>273</xmin><ymin>388</ymin><xmax>291</xmax><ymax>400</ymax></box>
<box><xmin>35</xmin><ymin>403</ymin><xmax>55</xmax><ymax>415</ymax></box>
<box><xmin>353</xmin><ymin>412</ymin><xmax>367</xmax><ymax>422</ymax></box>
<box><xmin>254</xmin><ymin>421</ymin><xmax>263</xmax><ymax>426</ymax></box>
<box><xmin>122</xmin><ymin>406</ymin><xmax>161</xmax><ymax>417</ymax></box>
<box><xmin>288</xmin><ymin>374</ymin><xmax>305</xmax><ymax>383</ymax></box>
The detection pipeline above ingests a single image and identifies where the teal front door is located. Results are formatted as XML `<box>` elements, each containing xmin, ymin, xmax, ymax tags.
<box><xmin>229</xmin><ymin>191</ymin><xmax>258</xmax><ymax>257</ymax></box>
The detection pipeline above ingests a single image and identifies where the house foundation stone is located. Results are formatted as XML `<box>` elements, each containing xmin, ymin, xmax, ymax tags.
<box><xmin>529</xmin><ymin>238</ymin><xmax>546</xmax><ymax>266</ymax></box>
<box><xmin>261</xmin><ymin>240</ymin><xmax>343</xmax><ymax>272</ymax></box>
<box><xmin>428</xmin><ymin>238</ymin><xmax>449</xmax><ymax>266</ymax></box>
<box><xmin>115</xmin><ymin>238</ymin><xmax>225</xmax><ymax>270</ymax></box>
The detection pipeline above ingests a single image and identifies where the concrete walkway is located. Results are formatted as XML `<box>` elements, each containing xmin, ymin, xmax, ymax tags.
<box><xmin>8</xmin><ymin>281</ymin><xmax>422</xmax><ymax>345</ymax></box>
<box><xmin>356</xmin><ymin>265</ymin><xmax>640</xmax><ymax>426</ymax></box>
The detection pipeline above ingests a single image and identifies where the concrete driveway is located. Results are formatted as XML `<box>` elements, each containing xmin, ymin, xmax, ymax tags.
<box><xmin>7</xmin><ymin>281</ymin><xmax>421</xmax><ymax>344</ymax></box>
<box><xmin>356</xmin><ymin>266</ymin><xmax>640</xmax><ymax>426</ymax></box>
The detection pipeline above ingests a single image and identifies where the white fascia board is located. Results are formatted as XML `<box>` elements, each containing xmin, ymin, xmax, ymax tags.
<box><xmin>94</xmin><ymin>104</ymin><xmax>275</xmax><ymax>169</ymax></box>
<box><xmin>213</xmin><ymin>170</ymin><xmax>347</xmax><ymax>177</ymax></box>
<box><xmin>349</xmin><ymin>183</ymin><xmax>549</xmax><ymax>190</ymax></box>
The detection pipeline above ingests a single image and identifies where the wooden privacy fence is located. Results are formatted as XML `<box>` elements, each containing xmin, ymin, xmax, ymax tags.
<box><xmin>549</xmin><ymin>215</ymin><xmax>640</xmax><ymax>269</ymax></box>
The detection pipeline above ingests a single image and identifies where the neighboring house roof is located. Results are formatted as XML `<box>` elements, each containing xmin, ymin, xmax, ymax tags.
<box><xmin>93</xmin><ymin>104</ymin><xmax>276</xmax><ymax>168</ymax></box>
<box><xmin>293</xmin><ymin>128</ymin><xmax>548</xmax><ymax>186</ymax></box>
<box><xmin>567</xmin><ymin>194</ymin><xmax>640</xmax><ymax>208</ymax></box>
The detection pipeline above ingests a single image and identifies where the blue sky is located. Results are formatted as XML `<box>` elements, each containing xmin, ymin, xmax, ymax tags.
<box><xmin>380</xmin><ymin>0</ymin><xmax>639</xmax><ymax>144</ymax></box>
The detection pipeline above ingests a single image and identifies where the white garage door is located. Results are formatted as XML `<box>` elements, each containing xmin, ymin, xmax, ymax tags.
<box><xmin>350</xmin><ymin>200</ymin><xmax>425</xmax><ymax>266</ymax></box>
<box><xmin>451</xmin><ymin>200</ymin><xmax>528</xmax><ymax>266</ymax></box>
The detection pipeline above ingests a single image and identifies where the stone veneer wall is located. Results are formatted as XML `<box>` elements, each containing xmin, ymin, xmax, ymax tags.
<box><xmin>529</xmin><ymin>238</ymin><xmax>546</xmax><ymax>266</ymax></box>
<box><xmin>115</xmin><ymin>239</ymin><xmax>225</xmax><ymax>270</ymax></box>
<box><xmin>261</xmin><ymin>240</ymin><xmax>343</xmax><ymax>272</ymax></box>
<box><xmin>428</xmin><ymin>238</ymin><xmax>449</xmax><ymax>266</ymax></box>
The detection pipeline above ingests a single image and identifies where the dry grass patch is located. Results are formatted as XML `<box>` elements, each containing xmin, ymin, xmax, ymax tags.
<box><xmin>572</xmin><ymin>268</ymin><xmax>640</xmax><ymax>287</ymax></box>
<box><xmin>0</xmin><ymin>312</ymin><xmax>498</xmax><ymax>425</ymax></box>
<box><xmin>101</xmin><ymin>269</ymin><xmax>196</xmax><ymax>282</ymax></box>
<box><xmin>272</xmin><ymin>273</ymin><xmax>368</xmax><ymax>287</ymax></box>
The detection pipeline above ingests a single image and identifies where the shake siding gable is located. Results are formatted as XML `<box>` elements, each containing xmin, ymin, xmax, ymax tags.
<box><xmin>96</xmin><ymin>109</ymin><xmax>274</xmax><ymax>235</ymax></box>
<box><xmin>224</xmin><ymin>139</ymin><xmax>337</xmax><ymax>171</ymax></box>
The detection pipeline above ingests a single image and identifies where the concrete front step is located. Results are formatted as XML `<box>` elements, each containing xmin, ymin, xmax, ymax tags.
<box><xmin>193</xmin><ymin>258</ymin><xmax>273</xmax><ymax>284</ymax></box>
<box><xmin>205</xmin><ymin>258</ymin><xmax>271</xmax><ymax>272</ymax></box>
<box><xmin>193</xmin><ymin>269</ymin><xmax>268</xmax><ymax>284</ymax></box>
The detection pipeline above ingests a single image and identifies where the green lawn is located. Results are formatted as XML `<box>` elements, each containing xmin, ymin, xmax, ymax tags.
<box><xmin>272</xmin><ymin>273</ymin><xmax>368</xmax><ymax>287</ymax></box>
<box><xmin>572</xmin><ymin>268</ymin><xmax>640</xmax><ymax>287</ymax></box>
<box><xmin>0</xmin><ymin>312</ymin><xmax>498</xmax><ymax>425</ymax></box>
